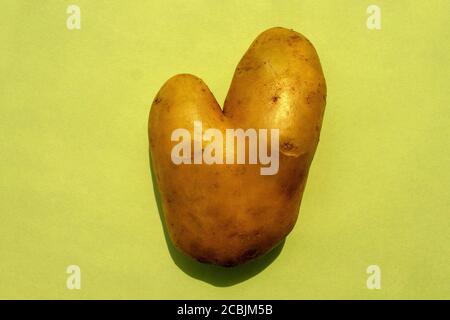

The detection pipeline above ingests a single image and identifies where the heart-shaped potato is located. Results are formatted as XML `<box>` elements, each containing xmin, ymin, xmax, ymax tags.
<box><xmin>149</xmin><ymin>27</ymin><xmax>326</xmax><ymax>266</ymax></box>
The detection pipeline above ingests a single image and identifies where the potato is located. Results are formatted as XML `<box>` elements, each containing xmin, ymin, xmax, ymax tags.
<box><xmin>149</xmin><ymin>27</ymin><xmax>326</xmax><ymax>266</ymax></box>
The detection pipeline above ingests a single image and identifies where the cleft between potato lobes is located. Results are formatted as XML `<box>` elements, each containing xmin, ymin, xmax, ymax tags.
<box><xmin>149</xmin><ymin>27</ymin><xmax>326</xmax><ymax>267</ymax></box>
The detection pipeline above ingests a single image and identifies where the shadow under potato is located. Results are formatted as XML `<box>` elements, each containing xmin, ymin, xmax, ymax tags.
<box><xmin>148</xmin><ymin>150</ymin><xmax>285</xmax><ymax>287</ymax></box>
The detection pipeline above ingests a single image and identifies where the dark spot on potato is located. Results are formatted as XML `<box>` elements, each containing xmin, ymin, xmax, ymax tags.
<box><xmin>239</xmin><ymin>65</ymin><xmax>253</xmax><ymax>73</ymax></box>
<box><xmin>201</xmin><ymin>88</ymin><xmax>206</xmax><ymax>92</ymax></box>
<box><xmin>188</xmin><ymin>211</ymin><xmax>203</xmax><ymax>229</ymax></box>
<box><xmin>272</xmin><ymin>96</ymin><xmax>279</xmax><ymax>103</ymax></box>
<box><xmin>222</xmin><ymin>260</ymin><xmax>237</xmax><ymax>267</ymax></box>
<box><xmin>306</xmin><ymin>95</ymin><xmax>311</xmax><ymax>104</ymax></box>
<box><xmin>228</xmin><ymin>231</ymin><xmax>238</xmax><ymax>238</ymax></box>
<box><xmin>282</xmin><ymin>183</ymin><xmax>298</xmax><ymax>199</ymax></box>
<box><xmin>153</xmin><ymin>97</ymin><xmax>162</xmax><ymax>104</ymax></box>
<box><xmin>241</xmin><ymin>248</ymin><xmax>259</xmax><ymax>260</ymax></box>
<box><xmin>196</xmin><ymin>256</ymin><xmax>212</xmax><ymax>264</ymax></box>
<box><xmin>281</xmin><ymin>141</ymin><xmax>295</xmax><ymax>152</ymax></box>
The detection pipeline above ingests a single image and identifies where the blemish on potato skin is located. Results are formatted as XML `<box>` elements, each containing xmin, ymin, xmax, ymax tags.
<box><xmin>196</xmin><ymin>257</ymin><xmax>211</xmax><ymax>264</ymax></box>
<box><xmin>281</xmin><ymin>141</ymin><xmax>295</xmax><ymax>152</ymax></box>
<box><xmin>153</xmin><ymin>97</ymin><xmax>162</xmax><ymax>104</ymax></box>
<box><xmin>289</xmin><ymin>34</ymin><xmax>302</xmax><ymax>41</ymax></box>
<box><xmin>228</xmin><ymin>231</ymin><xmax>238</xmax><ymax>239</ymax></box>
<box><xmin>281</xmin><ymin>167</ymin><xmax>306</xmax><ymax>199</ymax></box>
<box><xmin>195</xmin><ymin>247</ymin><xmax>217</xmax><ymax>264</ymax></box>
<box><xmin>315</xmin><ymin>124</ymin><xmax>320</xmax><ymax>132</ymax></box>
<box><xmin>281</xmin><ymin>183</ymin><xmax>298</xmax><ymax>199</ymax></box>
<box><xmin>287</xmin><ymin>34</ymin><xmax>303</xmax><ymax>47</ymax></box>
<box><xmin>237</xmin><ymin>65</ymin><xmax>253</xmax><ymax>74</ymax></box>
<box><xmin>188</xmin><ymin>211</ymin><xmax>203</xmax><ymax>229</ymax></box>
<box><xmin>241</xmin><ymin>248</ymin><xmax>259</xmax><ymax>260</ymax></box>
<box><xmin>272</xmin><ymin>96</ymin><xmax>280</xmax><ymax>103</ymax></box>
<box><xmin>222</xmin><ymin>260</ymin><xmax>237</xmax><ymax>267</ymax></box>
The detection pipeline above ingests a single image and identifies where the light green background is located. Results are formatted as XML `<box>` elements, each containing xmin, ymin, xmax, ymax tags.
<box><xmin>1</xmin><ymin>0</ymin><xmax>449</xmax><ymax>299</ymax></box>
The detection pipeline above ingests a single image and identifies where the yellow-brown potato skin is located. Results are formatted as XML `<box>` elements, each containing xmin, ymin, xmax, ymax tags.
<box><xmin>149</xmin><ymin>27</ymin><xmax>326</xmax><ymax>266</ymax></box>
